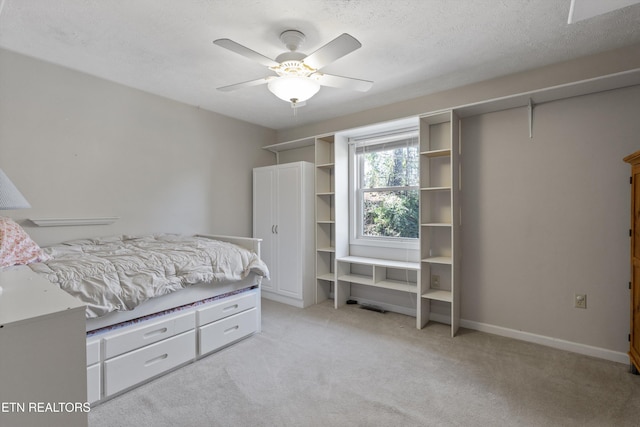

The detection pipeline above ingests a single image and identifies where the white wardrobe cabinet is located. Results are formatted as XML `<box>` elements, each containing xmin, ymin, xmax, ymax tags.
<box><xmin>253</xmin><ymin>162</ymin><xmax>315</xmax><ymax>307</ymax></box>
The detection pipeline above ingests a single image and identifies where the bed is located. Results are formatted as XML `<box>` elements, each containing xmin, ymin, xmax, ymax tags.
<box><xmin>27</xmin><ymin>233</ymin><xmax>268</xmax><ymax>405</ymax></box>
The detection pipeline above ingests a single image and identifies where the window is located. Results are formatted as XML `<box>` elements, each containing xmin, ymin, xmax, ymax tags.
<box><xmin>350</xmin><ymin>130</ymin><xmax>419</xmax><ymax>248</ymax></box>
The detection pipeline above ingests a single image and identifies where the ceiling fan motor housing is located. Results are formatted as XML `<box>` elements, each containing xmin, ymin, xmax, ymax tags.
<box><xmin>279</xmin><ymin>29</ymin><xmax>305</xmax><ymax>51</ymax></box>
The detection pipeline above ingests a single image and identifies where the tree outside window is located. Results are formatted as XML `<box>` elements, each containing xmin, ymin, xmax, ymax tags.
<box><xmin>355</xmin><ymin>136</ymin><xmax>419</xmax><ymax>241</ymax></box>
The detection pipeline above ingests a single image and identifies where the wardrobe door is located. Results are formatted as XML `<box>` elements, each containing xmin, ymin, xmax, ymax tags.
<box><xmin>624</xmin><ymin>150</ymin><xmax>640</xmax><ymax>373</ymax></box>
<box><xmin>253</xmin><ymin>166</ymin><xmax>277</xmax><ymax>292</ymax></box>
<box><xmin>275</xmin><ymin>163</ymin><xmax>303</xmax><ymax>299</ymax></box>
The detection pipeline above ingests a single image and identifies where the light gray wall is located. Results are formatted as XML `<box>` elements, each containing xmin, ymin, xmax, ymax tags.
<box><xmin>0</xmin><ymin>49</ymin><xmax>276</xmax><ymax>246</ymax></box>
<box><xmin>272</xmin><ymin>43</ymin><xmax>640</xmax><ymax>355</ymax></box>
<box><xmin>462</xmin><ymin>85</ymin><xmax>640</xmax><ymax>353</ymax></box>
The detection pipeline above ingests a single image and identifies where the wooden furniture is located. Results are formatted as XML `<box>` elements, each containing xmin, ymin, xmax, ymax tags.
<box><xmin>419</xmin><ymin>111</ymin><xmax>461</xmax><ymax>336</ymax></box>
<box><xmin>624</xmin><ymin>150</ymin><xmax>640</xmax><ymax>373</ymax></box>
<box><xmin>253</xmin><ymin>161</ymin><xmax>315</xmax><ymax>307</ymax></box>
<box><xmin>0</xmin><ymin>266</ymin><xmax>88</xmax><ymax>427</ymax></box>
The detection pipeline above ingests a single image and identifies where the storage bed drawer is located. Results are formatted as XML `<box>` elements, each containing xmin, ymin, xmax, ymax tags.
<box><xmin>104</xmin><ymin>329</ymin><xmax>196</xmax><ymax>397</ymax></box>
<box><xmin>197</xmin><ymin>291</ymin><xmax>257</xmax><ymax>326</ymax></box>
<box><xmin>199</xmin><ymin>307</ymin><xmax>257</xmax><ymax>356</ymax></box>
<box><xmin>87</xmin><ymin>363</ymin><xmax>101</xmax><ymax>404</ymax></box>
<box><xmin>87</xmin><ymin>338</ymin><xmax>101</xmax><ymax>366</ymax></box>
<box><xmin>103</xmin><ymin>311</ymin><xmax>195</xmax><ymax>359</ymax></box>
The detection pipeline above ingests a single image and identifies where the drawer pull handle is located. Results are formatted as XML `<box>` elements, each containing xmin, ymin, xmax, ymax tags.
<box><xmin>223</xmin><ymin>304</ymin><xmax>239</xmax><ymax>312</ymax></box>
<box><xmin>144</xmin><ymin>327</ymin><xmax>168</xmax><ymax>339</ymax></box>
<box><xmin>224</xmin><ymin>325</ymin><xmax>239</xmax><ymax>334</ymax></box>
<box><xmin>144</xmin><ymin>353</ymin><xmax>168</xmax><ymax>367</ymax></box>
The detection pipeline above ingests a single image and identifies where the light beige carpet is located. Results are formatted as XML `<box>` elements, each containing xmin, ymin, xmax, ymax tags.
<box><xmin>89</xmin><ymin>299</ymin><xmax>640</xmax><ymax>426</ymax></box>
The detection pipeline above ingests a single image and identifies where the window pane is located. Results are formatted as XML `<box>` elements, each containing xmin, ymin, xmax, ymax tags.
<box><xmin>361</xmin><ymin>145</ymin><xmax>419</xmax><ymax>189</ymax></box>
<box><xmin>362</xmin><ymin>190</ymin><xmax>419</xmax><ymax>238</ymax></box>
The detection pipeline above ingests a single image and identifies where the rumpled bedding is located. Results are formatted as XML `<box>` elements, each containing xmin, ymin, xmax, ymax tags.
<box><xmin>28</xmin><ymin>234</ymin><xmax>269</xmax><ymax>318</ymax></box>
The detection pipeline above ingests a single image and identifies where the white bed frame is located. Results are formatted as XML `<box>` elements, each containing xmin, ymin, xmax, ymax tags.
<box><xmin>84</xmin><ymin>234</ymin><xmax>264</xmax><ymax>405</ymax></box>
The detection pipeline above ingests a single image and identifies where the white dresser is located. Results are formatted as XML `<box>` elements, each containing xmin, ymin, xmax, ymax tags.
<box><xmin>0</xmin><ymin>266</ymin><xmax>88</xmax><ymax>427</ymax></box>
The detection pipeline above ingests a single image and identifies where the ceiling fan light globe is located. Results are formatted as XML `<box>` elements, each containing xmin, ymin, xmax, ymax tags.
<box><xmin>267</xmin><ymin>76</ymin><xmax>320</xmax><ymax>103</ymax></box>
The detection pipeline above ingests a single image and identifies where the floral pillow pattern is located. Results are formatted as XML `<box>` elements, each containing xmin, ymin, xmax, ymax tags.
<box><xmin>0</xmin><ymin>217</ymin><xmax>50</xmax><ymax>268</ymax></box>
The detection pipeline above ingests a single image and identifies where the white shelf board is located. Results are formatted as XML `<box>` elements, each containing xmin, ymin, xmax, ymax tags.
<box><xmin>454</xmin><ymin>68</ymin><xmax>640</xmax><ymax>118</ymax></box>
<box><xmin>263</xmin><ymin>137</ymin><xmax>315</xmax><ymax>152</ymax></box>
<box><xmin>317</xmin><ymin>247</ymin><xmax>335</xmax><ymax>253</ymax></box>
<box><xmin>337</xmin><ymin>256</ymin><xmax>420</xmax><ymax>270</ymax></box>
<box><xmin>337</xmin><ymin>274</ymin><xmax>374</xmax><ymax>286</ymax></box>
<box><xmin>316</xmin><ymin>163</ymin><xmax>335</xmax><ymax>169</ymax></box>
<box><xmin>421</xmin><ymin>186</ymin><xmax>451</xmax><ymax>192</ymax></box>
<box><xmin>317</xmin><ymin>273</ymin><xmax>336</xmax><ymax>282</ymax></box>
<box><xmin>421</xmin><ymin>149</ymin><xmax>451</xmax><ymax>158</ymax></box>
<box><xmin>422</xmin><ymin>289</ymin><xmax>452</xmax><ymax>302</ymax></box>
<box><xmin>422</xmin><ymin>256</ymin><xmax>452</xmax><ymax>265</ymax></box>
<box><xmin>29</xmin><ymin>217</ymin><xmax>119</xmax><ymax>227</ymax></box>
<box><xmin>375</xmin><ymin>279</ymin><xmax>418</xmax><ymax>294</ymax></box>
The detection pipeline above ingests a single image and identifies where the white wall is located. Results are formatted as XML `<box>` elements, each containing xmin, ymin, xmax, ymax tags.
<box><xmin>462</xmin><ymin>85</ymin><xmax>640</xmax><ymax>354</ymax></box>
<box><xmin>0</xmin><ymin>49</ymin><xmax>276</xmax><ymax>246</ymax></box>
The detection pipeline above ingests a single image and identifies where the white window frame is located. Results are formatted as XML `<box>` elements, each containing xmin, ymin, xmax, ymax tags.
<box><xmin>348</xmin><ymin>129</ymin><xmax>420</xmax><ymax>250</ymax></box>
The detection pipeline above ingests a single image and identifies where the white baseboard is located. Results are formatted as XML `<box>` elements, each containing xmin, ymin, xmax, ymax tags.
<box><xmin>338</xmin><ymin>295</ymin><xmax>629</xmax><ymax>365</ymax></box>
<box><xmin>460</xmin><ymin>319</ymin><xmax>629</xmax><ymax>365</ymax></box>
<box><xmin>261</xmin><ymin>291</ymin><xmax>304</xmax><ymax>308</ymax></box>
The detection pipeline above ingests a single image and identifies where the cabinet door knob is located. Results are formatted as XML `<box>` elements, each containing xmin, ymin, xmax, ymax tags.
<box><xmin>275</xmin><ymin>225</ymin><xmax>278</xmax><ymax>234</ymax></box>
<box><xmin>271</xmin><ymin>225</ymin><xmax>275</xmax><ymax>234</ymax></box>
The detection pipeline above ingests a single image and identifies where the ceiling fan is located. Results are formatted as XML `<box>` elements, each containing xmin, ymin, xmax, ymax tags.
<box><xmin>213</xmin><ymin>30</ymin><xmax>373</xmax><ymax>108</ymax></box>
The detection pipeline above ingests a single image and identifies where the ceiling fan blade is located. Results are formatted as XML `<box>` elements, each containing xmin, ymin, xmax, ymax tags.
<box><xmin>217</xmin><ymin>76</ymin><xmax>273</xmax><ymax>92</ymax></box>
<box><xmin>302</xmin><ymin>33</ymin><xmax>362</xmax><ymax>70</ymax></box>
<box><xmin>313</xmin><ymin>73</ymin><xmax>373</xmax><ymax>92</ymax></box>
<box><xmin>213</xmin><ymin>39</ymin><xmax>279</xmax><ymax>67</ymax></box>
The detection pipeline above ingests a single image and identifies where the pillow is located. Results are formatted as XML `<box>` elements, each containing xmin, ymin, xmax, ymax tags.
<box><xmin>0</xmin><ymin>217</ymin><xmax>51</xmax><ymax>268</ymax></box>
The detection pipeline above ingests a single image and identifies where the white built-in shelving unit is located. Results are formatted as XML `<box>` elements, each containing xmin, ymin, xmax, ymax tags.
<box><xmin>314</xmin><ymin>136</ymin><xmax>336</xmax><ymax>303</ymax></box>
<box><xmin>418</xmin><ymin>111</ymin><xmax>460</xmax><ymax>336</ymax></box>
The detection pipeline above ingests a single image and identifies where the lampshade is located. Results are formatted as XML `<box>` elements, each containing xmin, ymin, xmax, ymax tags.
<box><xmin>267</xmin><ymin>76</ymin><xmax>321</xmax><ymax>104</ymax></box>
<box><xmin>0</xmin><ymin>168</ymin><xmax>31</xmax><ymax>209</ymax></box>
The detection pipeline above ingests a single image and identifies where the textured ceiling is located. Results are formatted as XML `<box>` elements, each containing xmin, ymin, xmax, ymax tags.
<box><xmin>0</xmin><ymin>0</ymin><xmax>639</xmax><ymax>131</ymax></box>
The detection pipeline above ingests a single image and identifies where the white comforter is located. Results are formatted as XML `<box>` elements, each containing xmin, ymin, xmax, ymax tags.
<box><xmin>29</xmin><ymin>234</ymin><xmax>269</xmax><ymax>318</ymax></box>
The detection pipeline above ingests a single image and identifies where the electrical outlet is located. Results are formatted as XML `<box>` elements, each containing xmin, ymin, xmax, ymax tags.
<box><xmin>431</xmin><ymin>275</ymin><xmax>440</xmax><ymax>289</ymax></box>
<box><xmin>575</xmin><ymin>293</ymin><xmax>587</xmax><ymax>309</ymax></box>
